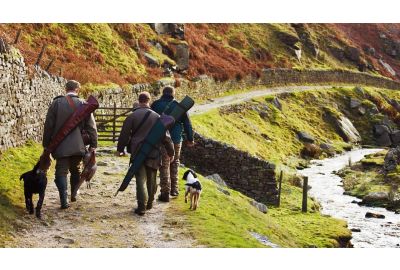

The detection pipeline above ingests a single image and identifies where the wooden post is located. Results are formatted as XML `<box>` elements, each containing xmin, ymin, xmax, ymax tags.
<box><xmin>0</xmin><ymin>37</ymin><xmax>7</xmax><ymax>53</ymax></box>
<box><xmin>277</xmin><ymin>170</ymin><xmax>283</xmax><ymax>207</ymax></box>
<box><xmin>45</xmin><ymin>58</ymin><xmax>55</xmax><ymax>72</ymax></box>
<box><xmin>35</xmin><ymin>44</ymin><xmax>47</xmax><ymax>67</ymax></box>
<box><xmin>14</xmin><ymin>29</ymin><xmax>22</xmax><ymax>44</ymax></box>
<box><xmin>302</xmin><ymin>176</ymin><xmax>308</xmax><ymax>213</ymax></box>
<box><xmin>113</xmin><ymin>102</ymin><xmax>117</xmax><ymax>142</ymax></box>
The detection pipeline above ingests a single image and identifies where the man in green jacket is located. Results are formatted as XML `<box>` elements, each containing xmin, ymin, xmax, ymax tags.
<box><xmin>151</xmin><ymin>86</ymin><xmax>194</xmax><ymax>201</ymax></box>
<box><xmin>117</xmin><ymin>92</ymin><xmax>174</xmax><ymax>215</ymax></box>
<box><xmin>43</xmin><ymin>80</ymin><xmax>98</xmax><ymax>209</ymax></box>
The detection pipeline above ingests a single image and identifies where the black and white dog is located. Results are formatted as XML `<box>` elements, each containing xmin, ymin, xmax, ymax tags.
<box><xmin>19</xmin><ymin>162</ymin><xmax>47</xmax><ymax>219</ymax></box>
<box><xmin>183</xmin><ymin>169</ymin><xmax>202</xmax><ymax>210</ymax></box>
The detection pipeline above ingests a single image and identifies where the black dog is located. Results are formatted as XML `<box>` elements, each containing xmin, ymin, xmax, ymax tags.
<box><xmin>19</xmin><ymin>162</ymin><xmax>47</xmax><ymax>219</ymax></box>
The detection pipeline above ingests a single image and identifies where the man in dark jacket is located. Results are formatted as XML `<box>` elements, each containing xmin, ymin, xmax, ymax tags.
<box><xmin>43</xmin><ymin>80</ymin><xmax>98</xmax><ymax>209</ymax></box>
<box><xmin>117</xmin><ymin>92</ymin><xmax>174</xmax><ymax>215</ymax></box>
<box><xmin>151</xmin><ymin>86</ymin><xmax>194</xmax><ymax>201</ymax></box>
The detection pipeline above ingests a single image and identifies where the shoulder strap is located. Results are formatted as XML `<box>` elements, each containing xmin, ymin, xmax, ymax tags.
<box><xmin>162</xmin><ymin>100</ymin><xmax>175</xmax><ymax>114</ymax></box>
<box><xmin>65</xmin><ymin>95</ymin><xmax>77</xmax><ymax>112</ymax></box>
<box><xmin>132</xmin><ymin>110</ymin><xmax>152</xmax><ymax>137</ymax></box>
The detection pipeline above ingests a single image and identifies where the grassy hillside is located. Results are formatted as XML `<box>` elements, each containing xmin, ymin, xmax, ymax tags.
<box><xmin>1</xmin><ymin>23</ymin><xmax>399</xmax><ymax>88</ymax></box>
<box><xmin>0</xmin><ymin>141</ymin><xmax>43</xmax><ymax>246</ymax></box>
<box><xmin>191</xmin><ymin>86</ymin><xmax>400</xmax><ymax>169</ymax></box>
<box><xmin>170</xmin><ymin>168</ymin><xmax>351</xmax><ymax>247</ymax></box>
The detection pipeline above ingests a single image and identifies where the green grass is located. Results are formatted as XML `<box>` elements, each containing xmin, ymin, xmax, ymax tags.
<box><xmin>0</xmin><ymin>141</ymin><xmax>43</xmax><ymax>246</ymax></box>
<box><xmin>191</xmin><ymin>86</ymin><xmax>400</xmax><ymax>166</ymax></box>
<box><xmin>170</xmin><ymin>168</ymin><xmax>351</xmax><ymax>248</ymax></box>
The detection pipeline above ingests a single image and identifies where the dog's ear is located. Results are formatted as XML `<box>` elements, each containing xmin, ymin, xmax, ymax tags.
<box><xmin>183</xmin><ymin>170</ymin><xmax>189</xmax><ymax>180</ymax></box>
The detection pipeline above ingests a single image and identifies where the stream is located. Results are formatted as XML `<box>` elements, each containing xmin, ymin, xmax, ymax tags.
<box><xmin>299</xmin><ymin>148</ymin><xmax>400</xmax><ymax>248</ymax></box>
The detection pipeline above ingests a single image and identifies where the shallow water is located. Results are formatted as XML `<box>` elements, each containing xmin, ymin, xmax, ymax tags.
<box><xmin>299</xmin><ymin>148</ymin><xmax>400</xmax><ymax>248</ymax></box>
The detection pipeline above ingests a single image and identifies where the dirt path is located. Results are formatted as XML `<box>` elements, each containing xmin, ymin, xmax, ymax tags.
<box><xmin>6</xmin><ymin>147</ymin><xmax>196</xmax><ymax>248</ymax></box>
<box><xmin>190</xmin><ymin>85</ymin><xmax>338</xmax><ymax>115</ymax></box>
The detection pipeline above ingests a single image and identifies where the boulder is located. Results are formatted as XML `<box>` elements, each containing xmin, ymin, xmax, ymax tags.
<box><xmin>300</xmin><ymin>143</ymin><xmax>321</xmax><ymax>158</ymax></box>
<box><xmin>206</xmin><ymin>173</ymin><xmax>227</xmax><ymax>187</ymax></box>
<box><xmin>297</xmin><ymin>131</ymin><xmax>315</xmax><ymax>143</ymax></box>
<box><xmin>373</xmin><ymin>124</ymin><xmax>392</xmax><ymax>147</ymax></box>
<box><xmin>294</xmin><ymin>49</ymin><xmax>302</xmax><ymax>62</ymax></box>
<box><xmin>336</xmin><ymin>116</ymin><xmax>361</xmax><ymax>143</ymax></box>
<box><xmin>320</xmin><ymin>143</ymin><xmax>335</xmax><ymax>156</ymax></box>
<box><xmin>329</xmin><ymin>46</ymin><xmax>346</xmax><ymax>61</ymax></box>
<box><xmin>362</xmin><ymin>192</ymin><xmax>389</xmax><ymax>203</ymax></box>
<box><xmin>345</xmin><ymin>46</ymin><xmax>361</xmax><ymax>62</ymax></box>
<box><xmin>350</xmin><ymin>98</ymin><xmax>362</xmax><ymax>109</ymax></box>
<box><xmin>172</xmin><ymin>43</ymin><xmax>189</xmax><ymax>71</ymax></box>
<box><xmin>389</xmin><ymin>99</ymin><xmax>400</xmax><ymax>112</ymax></box>
<box><xmin>250</xmin><ymin>200</ymin><xmax>268</xmax><ymax>214</ymax></box>
<box><xmin>365</xmin><ymin>212</ymin><xmax>385</xmax><ymax>219</ymax></box>
<box><xmin>390</xmin><ymin>130</ymin><xmax>400</xmax><ymax>146</ymax></box>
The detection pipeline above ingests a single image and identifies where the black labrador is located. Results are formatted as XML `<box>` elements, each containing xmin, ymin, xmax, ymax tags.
<box><xmin>19</xmin><ymin>162</ymin><xmax>47</xmax><ymax>219</ymax></box>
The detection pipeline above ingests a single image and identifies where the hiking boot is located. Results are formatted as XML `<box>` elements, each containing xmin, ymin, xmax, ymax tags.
<box><xmin>134</xmin><ymin>208</ymin><xmax>145</xmax><ymax>216</ymax></box>
<box><xmin>158</xmin><ymin>193</ymin><xmax>170</xmax><ymax>202</ymax></box>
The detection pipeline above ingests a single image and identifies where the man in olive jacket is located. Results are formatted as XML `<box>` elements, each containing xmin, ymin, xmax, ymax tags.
<box><xmin>117</xmin><ymin>92</ymin><xmax>174</xmax><ymax>215</ymax></box>
<box><xmin>43</xmin><ymin>80</ymin><xmax>98</xmax><ymax>209</ymax></box>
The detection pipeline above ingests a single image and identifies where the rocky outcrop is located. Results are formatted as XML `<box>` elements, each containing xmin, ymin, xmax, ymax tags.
<box><xmin>297</xmin><ymin>131</ymin><xmax>315</xmax><ymax>143</ymax></box>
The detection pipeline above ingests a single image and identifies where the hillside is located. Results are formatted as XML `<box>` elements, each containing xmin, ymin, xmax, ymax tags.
<box><xmin>1</xmin><ymin>23</ymin><xmax>400</xmax><ymax>88</ymax></box>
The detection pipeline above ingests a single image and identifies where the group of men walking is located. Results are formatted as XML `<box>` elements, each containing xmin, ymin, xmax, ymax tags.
<box><xmin>43</xmin><ymin>80</ymin><xmax>194</xmax><ymax>215</ymax></box>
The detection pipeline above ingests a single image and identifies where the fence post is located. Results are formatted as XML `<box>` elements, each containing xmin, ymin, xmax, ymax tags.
<box><xmin>113</xmin><ymin>102</ymin><xmax>117</xmax><ymax>142</ymax></box>
<box><xmin>277</xmin><ymin>170</ymin><xmax>283</xmax><ymax>207</ymax></box>
<box><xmin>0</xmin><ymin>37</ymin><xmax>8</xmax><ymax>54</ymax></box>
<box><xmin>35</xmin><ymin>44</ymin><xmax>47</xmax><ymax>67</ymax></box>
<box><xmin>45</xmin><ymin>58</ymin><xmax>55</xmax><ymax>72</ymax></box>
<box><xmin>302</xmin><ymin>176</ymin><xmax>308</xmax><ymax>213</ymax></box>
<box><xmin>14</xmin><ymin>29</ymin><xmax>22</xmax><ymax>44</ymax></box>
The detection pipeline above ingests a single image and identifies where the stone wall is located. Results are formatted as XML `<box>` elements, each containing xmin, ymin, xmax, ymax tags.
<box><xmin>180</xmin><ymin>133</ymin><xmax>278</xmax><ymax>204</ymax></box>
<box><xmin>0</xmin><ymin>49</ymin><xmax>66</xmax><ymax>152</ymax></box>
<box><xmin>261</xmin><ymin>68</ymin><xmax>400</xmax><ymax>90</ymax></box>
<box><xmin>88</xmin><ymin>69</ymin><xmax>400</xmax><ymax>111</ymax></box>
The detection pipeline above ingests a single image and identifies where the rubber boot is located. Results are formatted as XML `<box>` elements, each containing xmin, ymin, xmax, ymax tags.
<box><xmin>70</xmin><ymin>174</ymin><xmax>79</xmax><ymax>202</ymax></box>
<box><xmin>55</xmin><ymin>176</ymin><xmax>69</xmax><ymax>209</ymax></box>
<box><xmin>134</xmin><ymin>202</ymin><xmax>146</xmax><ymax>216</ymax></box>
<box><xmin>158</xmin><ymin>192</ymin><xmax>170</xmax><ymax>202</ymax></box>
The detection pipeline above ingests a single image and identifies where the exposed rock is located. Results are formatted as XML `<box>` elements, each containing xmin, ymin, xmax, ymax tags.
<box><xmin>170</xmin><ymin>43</ymin><xmax>189</xmax><ymax>71</ymax></box>
<box><xmin>365</xmin><ymin>212</ymin><xmax>385</xmax><ymax>219</ymax></box>
<box><xmin>320</xmin><ymin>143</ymin><xmax>335</xmax><ymax>156</ymax></box>
<box><xmin>291</xmin><ymin>23</ymin><xmax>319</xmax><ymax>58</ymax></box>
<box><xmin>206</xmin><ymin>173</ymin><xmax>227</xmax><ymax>187</ymax></box>
<box><xmin>329</xmin><ymin>46</ymin><xmax>346</xmax><ymax>61</ymax></box>
<box><xmin>297</xmin><ymin>131</ymin><xmax>315</xmax><ymax>143</ymax></box>
<box><xmin>276</xmin><ymin>31</ymin><xmax>300</xmax><ymax>48</ymax></box>
<box><xmin>382</xmin><ymin>146</ymin><xmax>400</xmax><ymax>173</ymax></box>
<box><xmin>390</xmin><ymin>130</ymin><xmax>400</xmax><ymax>146</ymax></box>
<box><xmin>351</xmin><ymin>228</ymin><xmax>361</xmax><ymax>232</ymax></box>
<box><xmin>336</xmin><ymin>116</ymin><xmax>361</xmax><ymax>143</ymax></box>
<box><xmin>294</xmin><ymin>49</ymin><xmax>302</xmax><ymax>62</ymax></box>
<box><xmin>143</xmin><ymin>52</ymin><xmax>159</xmax><ymax>67</ymax></box>
<box><xmin>350</xmin><ymin>98</ymin><xmax>362</xmax><ymax>109</ymax></box>
<box><xmin>373</xmin><ymin>124</ymin><xmax>392</xmax><ymax>147</ymax></box>
<box><xmin>301</xmin><ymin>143</ymin><xmax>321</xmax><ymax>158</ymax></box>
<box><xmin>362</xmin><ymin>192</ymin><xmax>389</xmax><ymax>203</ymax></box>
<box><xmin>364</xmin><ymin>46</ymin><xmax>376</xmax><ymax>56</ymax></box>
<box><xmin>357</xmin><ymin>106</ymin><xmax>366</xmax><ymax>115</ymax></box>
<box><xmin>389</xmin><ymin>99</ymin><xmax>400</xmax><ymax>112</ymax></box>
<box><xmin>272</xmin><ymin>97</ymin><xmax>282</xmax><ymax>110</ymax></box>
<box><xmin>355</xmin><ymin>86</ymin><xmax>365</xmax><ymax>96</ymax></box>
<box><xmin>379</xmin><ymin>59</ymin><xmax>396</xmax><ymax>76</ymax></box>
<box><xmin>250</xmin><ymin>200</ymin><xmax>268</xmax><ymax>214</ymax></box>
<box><xmin>345</xmin><ymin>46</ymin><xmax>361</xmax><ymax>62</ymax></box>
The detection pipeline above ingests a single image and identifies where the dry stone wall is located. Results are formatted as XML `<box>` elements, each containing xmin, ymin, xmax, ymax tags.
<box><xmin>180</xmin><ymin>133</ymin><xmax>278</xmax><ymax>204</ymax></box>
<box><xmin>0</xmin><ymin>50</ymin><xmax>66</xmax><ymax>152</ymax></box>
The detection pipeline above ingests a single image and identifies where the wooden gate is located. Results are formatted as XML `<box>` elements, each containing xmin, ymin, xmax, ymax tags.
<box><xmin>94</xmin><ymin>103</ymin><xmax>132</xmax><ymax>142</ymax></box>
